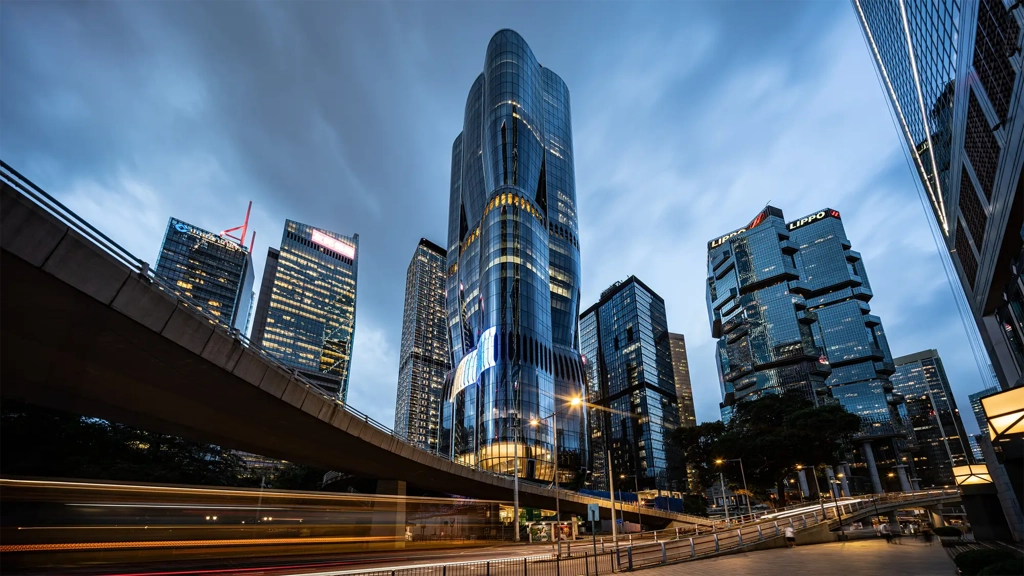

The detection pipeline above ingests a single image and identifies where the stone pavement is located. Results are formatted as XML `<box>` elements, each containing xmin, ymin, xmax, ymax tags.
<box><xmin>632</xmin><ymin>538</ymin><xmax>954</xmax><ymax>576</ymax></box>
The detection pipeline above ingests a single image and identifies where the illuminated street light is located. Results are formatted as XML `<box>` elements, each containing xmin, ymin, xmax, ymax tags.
<box><xmin>715</xmin><ymin>458</ymin><xmax>753</xmax><ymax>517</ymax></box>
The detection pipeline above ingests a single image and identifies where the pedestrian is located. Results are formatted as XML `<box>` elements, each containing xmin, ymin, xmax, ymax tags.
<box><xmin>922</xmin><ymin>525</ymin><xmax>934</xmax><ymax>546</ymax></box>
<box><xmin>880</xmin><ymin>522</ymin><xmax>892</xmax><ymax>544</ymax></box>
<box><xmin>785</xmin><ymin>525</ymin><xmax>796</xmax><ymax>548</ymax></box>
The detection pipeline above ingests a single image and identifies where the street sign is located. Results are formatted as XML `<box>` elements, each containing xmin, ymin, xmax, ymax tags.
<box><xmin>587</xmin><ymin>503</ymin><xmax>600</xmax><ymax>522</ymax></box>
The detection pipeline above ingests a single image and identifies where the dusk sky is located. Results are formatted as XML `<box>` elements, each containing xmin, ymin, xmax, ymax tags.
<box><xmin>0</xmin><ymin>1</ymin><xmax>991</xmax><ymax>433</ymax></box>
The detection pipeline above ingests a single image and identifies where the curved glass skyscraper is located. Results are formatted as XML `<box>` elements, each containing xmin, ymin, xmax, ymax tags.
<box><xmin>440</xmin><ymin>30</ymin><xmax>587</xmax><ymax>484</ymax></box>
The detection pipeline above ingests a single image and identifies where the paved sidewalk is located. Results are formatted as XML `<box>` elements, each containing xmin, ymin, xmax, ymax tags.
<box><xmin>632</xmin><ymin>538</ymin><xmax>954</xmax><ymax>576</ymax></box>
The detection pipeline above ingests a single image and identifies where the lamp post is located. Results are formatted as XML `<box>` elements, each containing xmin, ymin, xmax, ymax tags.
<box><xmin>719</xmin><ymin>471</ymin><xmax>730</xmax><ymax>526</ymax></box>
<box><xmin>531</xmin><ymin>396</ymin><xmax>582</xmax><ymax>558</ymax></box>
<box><xmin>797</xmin><ymin>464</ymin><xmax>827</xmax><ymax>522</ymax></box>
<box><xmin>715</xmin><ymin>458</ymin><xmax>753</xmax><ymax>518</ymax></box>
<box><xmin>513</xmin><ymin>415</ymin><xmax>520</xmax><ymax>542</ymax></box>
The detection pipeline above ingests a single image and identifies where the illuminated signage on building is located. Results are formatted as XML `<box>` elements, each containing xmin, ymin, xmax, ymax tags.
<box><xmin>707</xmin><ymin>207</ymin><xmax>779</xmax><ymax>250</ymax></box>
<box><xmin>311</xmin><ymin>229</ymin><xmax>357</xmax><ymax>259</ymax></box>
<box><xmin>786</xmin><ymin>209</ymin><xmax>841</xmax><ymax>231</ymax></box>
<box><xmin>449</xmin><ymin>326</ymin><xmax>497</xmax><ymax>402</ymax></box>
<box><xmin>171</xmin><ymin>218</ymin><xmax>245</xmax><ymax>252</ymax></box>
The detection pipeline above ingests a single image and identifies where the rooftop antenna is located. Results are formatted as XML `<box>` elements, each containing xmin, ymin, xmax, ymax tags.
<box><xmin>221</xmin><ymin>201</ymin><xmax>252</xmax><ymax>249</ymax></box>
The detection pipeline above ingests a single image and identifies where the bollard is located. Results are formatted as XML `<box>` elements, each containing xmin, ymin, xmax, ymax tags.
<box><xmin>713</xmin><ymin>533</ymin><xmax>720</xmax><ymax>552</ymax></box>
<box><xmin>689</xmin><ymin>537</ymin><xmax>695</xmax><ymax>558</ymax></box>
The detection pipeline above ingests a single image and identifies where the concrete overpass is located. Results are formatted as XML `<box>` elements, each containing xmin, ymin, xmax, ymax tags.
<box><xmin>0</xmin><ymin>164</ymin><xmax>709</xmax><ymax>528</ymax></box>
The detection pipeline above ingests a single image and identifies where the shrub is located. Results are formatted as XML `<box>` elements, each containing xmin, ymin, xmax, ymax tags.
<box><xmin>954</xmin><ymin>549</ymin><xmax>1017</xmax><ymax>576</ymax></box>
<box><xmin>933</xmin><ymin>526</ymin><xmax>963</xmax><ymax>538</ymax></box>
<box><xmin>978</xmin><ymin>558</ymin><xmax>1024</xmax><ymax>576</ymax></box>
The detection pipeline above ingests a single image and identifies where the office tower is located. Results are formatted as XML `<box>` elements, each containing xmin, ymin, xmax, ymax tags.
<box><xmin>970</xmin><ymin>434</ymin><xmax>986</xmax><ymax>462</ymax></box>
<box><xmin>155</xmin><ymin>217</ymin><xmax>254</xmax><ymax>333</ymax></box>
<box><xmin>706</xmin><ymin>206</ymin><xmax>910</xmax><ymax>493</ymax></box>
<box><xmin>439</xmin><ymin>30</ymin><xmax>587</xmax><ymax>484</ymax></box>
<box><xmin>970</xmin><ymin>385</ymin><xmax>1002</xmax><ymax>434</ymax></box>
<box><xmin>394</xmin><ymin>239</ymin><xmax>450</xmax><ymax>452</ymax></box>
<box><xmin>250</xmin><ymin>220</ymin><xmax>358</xmax><ymax>401</ymax></box>
<box><xmin>891</xmin><ymin>350</ymin><xmax>971</xmax><ymax>487</ymax></box>
<box><xmin>580</xmin><ymin>277</ymin><xmax>684</xmax><ymax>492</ymax></box>
<box><xmin>853</xmin><ymin>0</ymin><xmax>1024</xmax><ymax>390</ymax></box>
<box><xmin>668</xmin><ymin>333</ymin><xmax>697</xmax><ymax>428</ymax></box>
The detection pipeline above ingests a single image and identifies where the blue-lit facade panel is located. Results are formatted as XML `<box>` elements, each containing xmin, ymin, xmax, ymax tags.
<box><xmin>440</xmin><ymin>30</ymin><xmax>587</xmax><ymax>483</ymax></box>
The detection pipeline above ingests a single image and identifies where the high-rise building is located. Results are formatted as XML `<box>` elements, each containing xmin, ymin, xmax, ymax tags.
<box><xmin>969</xmin><ymin>434</ymin><xmax>986</xmax><ymax>462</ymax></box>
<box><xmin>250</xmin><ymin>220</ymin><xmax>358</xmax><ymax>401</ymax></box>
<box><xmin>155</xmin><ymin>217</ymin><xmax>255</xmax><ymax>333</ymax></box>
<box><xmin>668</xmin><ymin>333</ymin><xmax>697</xmax><ymax>428</ymax></box>
<box><xmin>580</xmin><ymin>277</ymin><xmax>684</xmax><ymax>492</ymax></box>
<box><xmin>970</xmin><ymin>385</ymin><xmax>1002</xmax><ymax>434</ymax></box>
<box><xmin>395</xmin><ymin>239</ymin><xmax>450</xmax><ymax>452</ymax></box>
<box><xmin>706</xmin><ymin>206</ymin><xmax>910</xmax><ymax>493</ymax></box>
<box><xmin>439</xmin><ymin>30</ymin><xmax>587</xmax><ymax>485</ymax></box>
<box><xmin>853</xmin><ymin>0</ymin><xmax>1024</xmax><ymax>390</ymax></box>
<box><xmin>891</xmin><ymin>349</ymin><xmax>972</xmax><ymax>487</ymax></box>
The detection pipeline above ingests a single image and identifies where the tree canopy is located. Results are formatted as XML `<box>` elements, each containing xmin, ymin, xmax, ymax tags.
<box><xmin>672</xmin><ymin>392</ymin><xmax>861</xmax><ymax>506</ymax></box>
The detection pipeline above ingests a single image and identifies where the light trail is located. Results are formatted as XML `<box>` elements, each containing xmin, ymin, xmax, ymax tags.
<box><xmin>0</xmin><ymin>535</ymin><xmax>399</xmax><ymax>553</ymax></box>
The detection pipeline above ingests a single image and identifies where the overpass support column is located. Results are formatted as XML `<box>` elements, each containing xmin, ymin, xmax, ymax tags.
<box><xmin>371</xmin><ymin>480</ymin><xmax>407</xmax><ymax>549</ymax></box>
<box><xmin>825</xmin><ymin>467</ymin><xmax>839</xmax><ymax>499</ymax></box>
<box><xmin>862</xmin><ymin>441</ymin><xmax>884</xmax><ymax>494</ymax></box>
<box><xmin>838</xmin><ymin>462</ymin><xmax>851</xmax><ymax>497</ymax></box>
<box><xmin>797</xmin><ymin>470</ymin><xmax>811</xmax><ymax>499</ymax></box>
<box><xmin>895</xmin><ymin>465</ymin><xmax>911</xmax><ymax>493</ymax></box>
<box><xmin>925</xmin><ymin>507</ymin><xmax>945</xmax><ymax>528</ymax></box>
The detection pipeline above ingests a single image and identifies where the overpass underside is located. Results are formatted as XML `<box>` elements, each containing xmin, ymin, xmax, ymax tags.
<box><xmin>0</xmin><ymin>181</ymin><xmax>701</xmax><ymax>528</ymax></box>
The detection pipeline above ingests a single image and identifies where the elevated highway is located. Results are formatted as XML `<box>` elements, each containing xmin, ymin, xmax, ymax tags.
<box><xmin>0</xmin><ymin>163</ymin><xmax>707</xmax><ymax>528</ymax></box>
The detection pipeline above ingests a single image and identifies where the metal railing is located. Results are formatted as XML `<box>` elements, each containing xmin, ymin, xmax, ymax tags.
<box><xmin>0</xmin><ymin>160</ymin><xmax>708</xmax><ymax>526</ymax></box>
<box><xmin>608</xmin><ymin>488</ymin><xmax>962</xmax><ymax>571</ymax></box>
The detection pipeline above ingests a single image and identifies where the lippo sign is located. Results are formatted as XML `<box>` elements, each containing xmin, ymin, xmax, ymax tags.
<box><xmin>787</xmin><ymin>209</ymin><xmax>840</xmax><ymax>231</ymax></box>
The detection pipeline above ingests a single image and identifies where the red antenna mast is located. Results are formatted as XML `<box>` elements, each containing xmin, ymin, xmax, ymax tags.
<box><xmin>221</xmin><ymin>201</ymin><xmax>252</xmax><ymax>249</ymax></box>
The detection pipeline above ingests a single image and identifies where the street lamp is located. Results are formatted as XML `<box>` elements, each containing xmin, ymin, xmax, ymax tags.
<box><xmin>796</xmin><ymin>464</ymin><xmax>828</xmax><ymax>522</ymax></box>
<box><xmin>715</xmin><ymin>458</ymin><xmax>753</xmax><ymax>518</ymax></box>
<box><xmin>530</xmin><ymin>395</ymin><xmax>582</xmax><ymax>558</ymax></box>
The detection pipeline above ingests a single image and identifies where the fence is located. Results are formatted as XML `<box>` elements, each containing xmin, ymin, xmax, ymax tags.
<box><xmin>345</xmin><ymin>553</ymin><xmax>617</xmax><ymax>576</ymax></box>
<box><xmin>608</xmin><ymin>488</ymin><xmax>961</xmax><ymax>571</ymax></box>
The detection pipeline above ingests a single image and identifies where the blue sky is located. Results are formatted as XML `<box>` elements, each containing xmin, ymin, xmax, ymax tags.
<box><xmin>0</xmin><ymin>1</ymin><xmax>989</xmax><ymax>433</ymax></box>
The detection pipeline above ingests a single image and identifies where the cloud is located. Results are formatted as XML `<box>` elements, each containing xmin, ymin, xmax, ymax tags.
<box><xmin>0</xmin><ymin>0</ymin><xmax>991</xmax><ymax>436</ymax></box>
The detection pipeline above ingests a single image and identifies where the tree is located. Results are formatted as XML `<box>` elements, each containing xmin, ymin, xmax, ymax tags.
<box><xmin>1</xmin><ymin>400</ymin><xmax>256</xmax><ymax>487</ymax></box>
<box><xmin>671</xmin><ymin>393</ymin><xmax>861</xmax><ymax>506</ymax></box>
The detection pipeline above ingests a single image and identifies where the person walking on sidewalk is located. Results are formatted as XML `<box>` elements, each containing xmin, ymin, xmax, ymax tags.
<box><xmin>785</xmin><ymin>525</ymin><xmax>796</xmax><ymax>548</ymax></box>
<box><xmin>880</xmin><ymin>522</ymin><xmax>892</xmax><ymax>544</ymax></box>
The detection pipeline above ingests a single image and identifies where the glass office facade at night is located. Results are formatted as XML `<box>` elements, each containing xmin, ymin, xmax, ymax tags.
<box><xmin>706</xmin><ymin>206</ymin><xmax>830</xmax><ymax>421</ymax></box>
<box><xmin>439</xmin><ymin>30</ymin><xmax>587</xmax><ymax>485</ymax></box>
<box><xmin>970</xmin><ymin>385</ymin><xmax>1002</xmax><ymax>434</ymax></box>
<box><xmin>707</xmin><ymin>206</ymin><xmax>910</xmax><ymax>493</ymax></box>
<box><xmin>668</xmin><ymin>333</ymin><xmax>697</xmax><ymax>429</ymax></box>
<box><xmin>155</xmin><ymin>217</ymin><xmax>254</xmax><ymax>333</ymax></box>
<box><xmin>395</xmin><ymin>239</ymin><xmax>450</xmax><ymax>452</ymax></box>
<box><xmin>580</xmin><ymin>277</ymin><xmax>683</xmax><ymax>492</ymax></box>
<box><xmin>853</xmin><ymin>0</ymin><xmax>1024</xmax><ymax>391</ymax></box>
<box><xmin>891</xmin><ymin>349</ymin><xmax>972</xmax><ymax>487</ymax></box>
<box><xmin>250</xmin><ymin>220</ymin><xmax>358</xmax><ymax>401</ymax></box>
